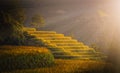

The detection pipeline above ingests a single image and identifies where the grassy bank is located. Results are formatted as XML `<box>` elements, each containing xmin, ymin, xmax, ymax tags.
<box><xmin>4</xmin><ymin>59</ymin><xmax>114</xmax><ymax>73</ymax></box>
<box><xmin>0</xmin><ymin>46</ymin><xmax>54</xmax><ymax>72</ymax></box>
<box><xmin>0</xmin><ymin>46</ymin><xmax>115</xmax><ymax>73</ymax></box>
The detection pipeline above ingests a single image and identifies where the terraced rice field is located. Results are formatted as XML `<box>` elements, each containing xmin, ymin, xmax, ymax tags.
<box><xmin>24</xmin><ymin>27</ymin><xmax>106</xmax><ymax>60</ymax></box>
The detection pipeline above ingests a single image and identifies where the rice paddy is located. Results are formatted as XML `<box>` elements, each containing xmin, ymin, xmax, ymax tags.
<box><xmin>3</xmin><ymin>59</ymin><xmax>114</xmax><ymax>73</ymax></box>
<box><xmin>0</xmin><ymin>27</ymin><xmax>114</xmax><ymax>73</ymax></box>
<box><xmin>24</xmin><ymin>27</ymin><xmax>106</xmax><ymax>60</ymax></box>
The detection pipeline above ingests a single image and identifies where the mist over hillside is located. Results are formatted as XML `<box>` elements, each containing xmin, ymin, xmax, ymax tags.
<box><xmin>25</xmin><ymin>0</ymin><xmax>119</xmax><ymax>47</ymax></box>
<box><xmin>0</xmin><ymin>0</ymin><xmax>119</xmax><ymax>72</ymax></box>
<box><xmin>24</xmin><ymin>1</ymin><xmax>120</xmax><ymax>68</ymax></box>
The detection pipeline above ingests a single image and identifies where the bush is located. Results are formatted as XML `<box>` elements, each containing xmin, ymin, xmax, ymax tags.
<box><xmin>0</xmin><ymin>46</ymin><xmax>54</xmax><ymax>72</ymax></box>
<box><xmin>0</xmin><ymin>35</ymin><xmax>25</xmax><ymax>45</ymax></box>
<box><xmin>23</xmin><ymin>32</ymin><xmax>46</xmax><ymax>46</ymax></box>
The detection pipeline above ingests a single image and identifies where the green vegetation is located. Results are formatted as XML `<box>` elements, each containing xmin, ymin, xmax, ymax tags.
<box><xmin>0</xmin><ymin>28</ymin><xmax>115</xmax><ymax>73</ymax></box>
<box><xmin>30</xmin><ymin>14</ymin><xmax>45</xmax><ymax>28</ymax></box>
<box><xmin>0</xmin><ymin>46</ymin><xmax>54</xmax><ymax>72</ymax></box>
<box><xmin>0</xmin><ymin>0</ymin><xmax>25</xmax><ymax>45</ymax></box>
<box><xmin>24</xmin><ymin>28</ymin><xmax>106</xmax><ymax>60</ymax></box>
<box><xmin>4</xmin><ymin>59</ymin><xmax>114</xmax><ymax>73</ymax></box>
<box><xmin>0</xmin><ymin>0</ymin><xmax>116</xmax><ymax>73</ymax></box>
<box><xmin>90</xmin><ymin>43</ymin><xmax>100</xmax><ymax>51</ymax></box>
<box><xmin>23</xmin><ymin>31</ymin><xmax>46</xmax><ymax>46</ymax></box>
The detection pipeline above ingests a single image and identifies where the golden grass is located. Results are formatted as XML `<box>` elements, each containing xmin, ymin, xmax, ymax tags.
<box><xmin>49</xmin><ymin>40</ymin><xmax>78</xmax><ymax>43</ymax></box>
<box><xmin>23</xmin><ymin>28</ymin><xmax>36</xmax><ymax>31</ymax></box>
<box><xmin>5</xmin><ymin>59</ymin><xmax>114</xmax><ymax>73</ymax></box>
<box><xmin>31</xmin><ymin>34</ymin><xmax>64</xmax><ymax>37</ymax></box>
<box><xmin>0</xmin><ymin>46</ymin><xmax>49</xmax><ymax>54</ymax></box>
<box><xmin>0</xmin><ymin>46</ymin><xmax>54</xmax><ymax>72</ymax></box>
<box><xmin>27</xmin><ymin>31</ymin><xmax>56</xmax><ymax>34</ymax></box>
<box><xmin>56</xmin><ymin>43</ymin><xmax>84</xmax><ymax>46</ymax></box>
<box><xmin>36</xmin><ymin>37</ymin><xmax>72</xmax><ymax>40</ymax></box>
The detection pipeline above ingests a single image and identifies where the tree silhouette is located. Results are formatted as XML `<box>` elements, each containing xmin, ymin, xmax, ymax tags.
<box><xmin>0</xmin><ymin>0</ymin><xmax>26</xmax><ymax>45</ymax></box>
<box><xmin>31</xmin><ymin>14</ymin><xmax>45</xmax><ymax>29</ymax></box>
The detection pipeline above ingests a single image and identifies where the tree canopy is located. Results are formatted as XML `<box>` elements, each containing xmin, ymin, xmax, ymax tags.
<box><xmin>31</xmin><ymin>14</ymin><xmax>45</xmax><ymax>28</ymax></box>
<box><xmin>0</xmin><ymin>0</ymin><xmax>26</xmax><ymax>45</ymax></box>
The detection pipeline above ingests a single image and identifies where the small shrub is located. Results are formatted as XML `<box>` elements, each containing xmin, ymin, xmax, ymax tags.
<box><xmin>0</xmin><ymin>35</ymin><xmax>25</xmax><ymax>45</ymax></box>
<box><xmin>0</xmin><ymin>46</ymin><xmax>54</xmax><ymax>72</ymax></box>
<box><xmin>23</xmin><ymin>32</ymin><xmax>45</xmax><ymax>46</ymax></box>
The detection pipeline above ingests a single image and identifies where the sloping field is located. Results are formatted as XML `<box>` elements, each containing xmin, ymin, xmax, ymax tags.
<box><xmin>24</xmin><ymin>27</ymin><xmax>107</xmax><ymax>60</ymax></box>
<box><xmin>0</xmin><ymin>46</ymin><xmax>114</xmax><ymax>73</ymax></box>
<box><xmin>0</xmin><ymin>46</ymin><xmax>54</xmax><ymax>72</ymax></box>
<box><xmin>5</xmin><ymin>59</ymin><xmax>114</xmax><ymax>73</ymax></box>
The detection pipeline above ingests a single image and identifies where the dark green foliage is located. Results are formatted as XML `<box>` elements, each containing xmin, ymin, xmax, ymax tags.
<box><xmin>23</xmin><ymin>32</ymin><xmax>46</xmax><ymax>46</ymax></box>
<box><xmin>0</xmin><ymin>0</ymin><xmax>25</xmax><ymax>45</ymax></box>
<box><xmin>90</xmin><ymin>44</ymin><xmax>100</xmax><ymax>51</ymax></box>
<box><xmin>0</xmin><ymin>46</ymin><xmax>54</xmax><ymax>72</ymax></box>
<box><xmin>31</xmin><ymin>14</ymin><xmax>45</xmax><ymax>28</ymax></box>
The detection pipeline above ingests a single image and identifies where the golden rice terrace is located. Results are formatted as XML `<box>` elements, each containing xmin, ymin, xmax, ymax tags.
<box><xmin>24</xmin><ymin>27</ymin><xmax>106</xmax><ymax>60</ymax></box>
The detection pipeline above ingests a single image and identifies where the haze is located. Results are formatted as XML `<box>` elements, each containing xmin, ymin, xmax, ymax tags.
<box><xmin>25</xmin><ymin>0</ymin><xmax>120</xmax><ymax>48</ymax></box>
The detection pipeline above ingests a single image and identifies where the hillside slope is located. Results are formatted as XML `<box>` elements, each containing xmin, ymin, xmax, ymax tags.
<box><xmin>24</xmin><ymin>27</ymin><xmax>106</xmax><ymax>60</ymax></box>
